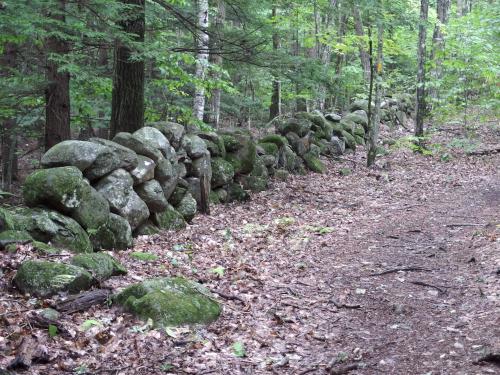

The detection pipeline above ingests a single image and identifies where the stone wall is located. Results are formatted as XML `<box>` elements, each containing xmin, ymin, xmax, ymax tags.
<box><xmin>0</xmin><ymin>96</ymin><xmax>413</xmax><ymax>255</ymax></box>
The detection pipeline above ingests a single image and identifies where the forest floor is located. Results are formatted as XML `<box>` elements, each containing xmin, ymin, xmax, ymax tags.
<box><xmin>1</xmin><ymin>121</ymin><xmax>499</xmax><ymax>375</ymax></box>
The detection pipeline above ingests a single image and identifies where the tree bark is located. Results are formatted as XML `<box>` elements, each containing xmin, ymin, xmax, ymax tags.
<box><xmin>269</xmin><ymin>6</ymin><xmax>281</xmax><ymax>121</ymax></box>
<box><xmin>353</xmin><ymin>5</ymin><xmax>371</xmax><ymax>82</ymax></box>
<box><xmin>367</xmin><ymin>21</ymin><xmax>384</xmax><ymax>167</ymax></box>
<box><xmin>193</xmin><ymin>0</ymin><xmax>209</xmax><ymax>122</ymax></box>
<box><xmin>415</xmin><ymin>0</ymin><xmax>429</xmax><ymax>137</ymax></box>
<box><xmin>110</xmin><ymin>0</ymin><xmax>145</xmax><ymax>138</ymax></box>
<box><xmin>44</xmin><ymin>0</ymin><xmax>71</xmax><ymax>150</ymax></box>
<box><xmin>430</xmin><ymin>0</ymin><xmax>450</xmax><ymax>100</ymax></box>
<box><xmin>205</xmin><ymin>0</ymin><xmax>225</xmax><ymax>128</ymax></box>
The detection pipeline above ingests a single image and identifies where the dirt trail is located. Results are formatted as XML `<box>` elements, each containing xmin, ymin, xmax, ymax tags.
<box><xmin>1</xmin><ymin>130</ymin><xmax>499</xmax><ymax>375</ymax></box>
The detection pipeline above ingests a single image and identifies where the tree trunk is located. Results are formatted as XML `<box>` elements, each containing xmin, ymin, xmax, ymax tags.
<box><xmin>193</xmin><ymin>0</ymin><xmax>209</xmax><ymax>123</ymax></box>
<box><xmin>269</xmin><ymin>6</ymin><xmax>281</xmax><ymax>121</ymax></box>
<box><xmin>45</xmin><ymin>0</ymin><xmax>71</xmax><ymax>150</ymax></box>
<box><xmin>367</xmin><ymin>21</ymin><xmax>384</xmax><ymax>167</ymax></box>
<box><xmin>110</xmin><ymin>0</ymin><xmax>145</xmax><ymax>138</ymax></box>
<box><xmin>204</xmin><ymin>0</ymin><xmax>225</xmax><ymax>128</ymax></box>
<box><xmin>430</xmin><ymin>0</ymin><xmax>450</xmax><ymax>100</ymax></box>
<box><xmin>353</xmin><ymin>5</ymin><xmax>371</xmax><ymax>82</ymax></box>
<box><xmin>415</xmin><ymin>0</ymin><xmax>429</xmax><ymax>137</ymax></box>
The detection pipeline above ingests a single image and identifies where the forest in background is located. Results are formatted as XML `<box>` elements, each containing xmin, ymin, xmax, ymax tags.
<box><xmin>0</xmin><ymin>0</ymin><xmax>498</xmax><ymax>191</ymax></box>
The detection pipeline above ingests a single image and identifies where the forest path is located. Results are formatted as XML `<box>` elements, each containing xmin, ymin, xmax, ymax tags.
<box><xmin>2</xmin><ymin>129</ymin><xmax>499</xmax><ymax>375</ymax></box>
<box><xmin>142</xmin><ymin>133</ymin><xmax>499</xmax><ymax>374</ymax></box>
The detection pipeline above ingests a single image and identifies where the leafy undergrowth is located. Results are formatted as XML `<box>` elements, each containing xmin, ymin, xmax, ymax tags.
<box><xmin>1</xmin><ymin>122</ymin><xmax>499</xmax><ymax>374</ymax></box>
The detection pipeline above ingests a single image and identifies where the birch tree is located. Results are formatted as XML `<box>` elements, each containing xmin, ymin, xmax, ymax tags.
<box><xmin>415</xmin><ymin>0</ymin><xmax>429</xmax><ymax>137</ymax></box>
<box><xmin>193</xmin><ymin>0</ymin><xmax>209</xmax><ymax>122</ymax></box>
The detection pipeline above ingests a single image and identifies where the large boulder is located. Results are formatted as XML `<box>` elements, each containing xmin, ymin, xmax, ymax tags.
<box><xmin>153</xmin><ymin>204</ymin><xmax>186</xmax><ymax>231</ymax></box>
<box><xmin>278</xmin><ymin>145</ymin><xmax>306</xmax><ymax>175</ymax></box>
<box><xmin>94</xmin><ymin>169</ymin><xmax>150</xmax><ymax>230</ymax></box>
<box><xmin>330</xmin><ymin>136</ymin><xmax>346</xmax><ymax>155</ymax></box>
<box><xmin>154</xmin><ymin>157</ymin><xmax>174</xmax><ymax>183</ymax></box>
<box><xmin>71</xmin><ymin>253</ymin><xmax>127</xmax><ymax>281</ymax></box>
<box><xmin>41</xmin><ymin>140</ymin><xmax>106</xmax><ymax>171</ymax></box>
<box><xmin>182</xmin><ymin>134</ymin><xmax>209</xmax><ymax>159</ymax></box>
<box><xmin>175</xmin><ymin>193</ymin><xmax>197</xmax><ymax>222</ymax></box>
<box><xmin>277</xmin><ymin>118</ymin><xmax>311</xmax><ymax>137</ymax></box>
<box><xmin>112</xmin><ymin>132</ymin><xmax>163</xmax><ymax>163</ymax></box>
<box><xmin>89</xmin><ymin>213</ymin><xmax>133</xmax><ymax>250</ymax></box>
<box><xmin>350</xmin><ymin>99</ymin><xmax>369</xmax><ymax>112</ymax></box>
<box><xmin>90</xmin><ymin>138</ymin><xmax>138</xmax><ymax>171</ymax></box>
<box><xmin>211</xmin><ymin>157</ymin><xmax>235</xmax><ymax>188</ymax></box>
<box><xmin>198</xmin><ymin>132</ymin><xmax>226</xmax><ymax>158</ymax></box>
<box><xmin>344</xmin><ymin>110</ymin><xmax>368</xmax><ymax>129</ymax></box>
<box><xmin>11</xmin><ymin>208</ymin><xmax>93</xmax><ymax>253</ymax></box>
<box><xmin>135</xmin><ymin>180</ymin><xmax>168</xmax><ymax>213</ymax></box>
<box><xmin>14</xmin><ymin>260</ymin><xmax>94</xmax><ymax>297</ymax></box>
<box><xmin>71</xmin><ymin>181</ymin><xmax>110</xmax><ymax>230</ymax></box>
<box><xmin>227</xmin><ymin>182</ymin><xmax>250</xmax><ymax>203</ymax></box>
<box><xmin>223</xmin><ymin>132</ymin><xmax>256</xmax><ymax>175</ymax></box>
<box><xmin>325</xmin><ymin>113</ymin><xmax>341</xmax><ymax>122</ymax></box>
<box><xmin>23</xmin><ymin>166</ymin><xmax>86</xmax><ymax>213</ymax></box>
<box><xmin>185</xmin><ymin>177</ymin><xmax>201</xmax><ymax>207</ymax></box>
<box><xmin>303</xmin><ymin>151</ymin><xmax>325</xmax><ymax>173</ymax></box>
<box><xmin>0</xmin><ymin>230</ymin><xmax>33</xmax><ymax>250</ymax></box>
<box><xmin>133</xmin><ymin>127</ymin><xmax>172</xmax><ymax>158</ymax></box>
<box><xmin>149</xmin><ymin>121</ymin><xmax>186</xmax><ymax>150</ymax></box>
<box><xmin>285</xmin><ymin>132</ymin><xmax>310</xmax><ymax>157</ymax></box>
<box><xmin>114</xmin><ymin>277</ymin><xmax>221</xmax><ymax>327</ymax></box>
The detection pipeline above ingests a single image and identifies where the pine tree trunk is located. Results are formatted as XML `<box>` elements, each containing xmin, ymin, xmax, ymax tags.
<box><xmin>269</xmin><ymin>6</ymin><xmax>281</xmax><ymax>121</ymax></box>
<box><xmin>415</xmin><ymin>0</ymin><xmax>429</xmax><ymax>137</ymax></box>
<box><xmin>110</xmin><ymin>0</ymin><xmax>145</xmax><ymax>138</ymax></box>
<box><xmin>204</xmin><ymin>0</ymin><xmax>224</xmax><ymax>128</ymax></box>
<box><xmin>45</xmin><ymin>0</ymin><xmax>70</xmax><ymax>150</ymax></box>
<box><xmin>193</xmin><ymin>0</ymin><xmax>209</xmax><ymax>122</ymax></box>
<box><xmin>353</xmin><ymin>5</ymin><xmax>371</xmax><ymax>82</ymax></box>
<box><xmin>367</xmin><ymin>21</ymin><xmax>384</xmax><ymax>167</ymax></box>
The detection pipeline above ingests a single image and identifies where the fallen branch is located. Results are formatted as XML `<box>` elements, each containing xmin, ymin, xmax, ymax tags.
<box><xmin>446</xmin><ymin>223</ymin><xmax>484</xmax><ymax>228</ymax></box>
<box><xmin>467</xmin><ymin>146</ymin><xmax>500</xmax><ymax>156</ymax></box>
<box><xmin>210</xmin><ymin>289</ymin><xmax>245</xmax><ymax>304</ymax></box>
<box><xmin>368</xmin><ymin>267</ymin><xmax>432</xmax><ymax>277</ymax></box>
<box><xmin>331</xmin><ymin>300</ymin><xmax>361</xmax><ymax>309</ymax></box>
<box><xmin>55</xmin><ymin>289</ymin><xmax>111</xmax><ymax>313</ymax></box>
<box><xmin>474</xmin><ymin>353</ymin><xmax>500</xmax><ymax>366</ymax></box>
<box><xmin>329</xmin><ymin>362</ymin><xmax>366</xmax><ymax>374</ymax></box>
<box><xmin>409</xmin><ymin>281</ymin><xmax>447</xmax><ymax>294</ymax></box>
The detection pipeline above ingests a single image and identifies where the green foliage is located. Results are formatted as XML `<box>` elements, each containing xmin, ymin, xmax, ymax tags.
<box><xmin>130</xmin><ymin>252</ymin><xmax>159</xmax><ymax>262</ymax></box>
<box><xmin>232</xmin><ymin>341</ymin><xmax>246</xmax><ymax>357</ymax></box>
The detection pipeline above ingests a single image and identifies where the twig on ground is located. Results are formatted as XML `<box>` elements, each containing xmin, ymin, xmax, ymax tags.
<box><xmin>331</xmin><ymin>300</ymin><xmax>362</xmax><ymax>309</ymax></box>
<box><xmin>210</xmin><ymin>289</ymin><xmax>245</xmax><ymax>304</ymax></box>
<box><xmin>298</xmin><ymin>365</ymin><xmax>319</xmax><ymax>375</ymax></box>
<box><xmin>329</xmin><ymin>363</ymin><xmax>366</xmax><ymax>374</ymax></box>
<box><xmin>368</xmin><ymin>267</ymin><xmax>432</xmax><ymax>277</ymax></box>
<box><xmin>446</xmin><ymin>223</ymin><xmax>485</xmax><ymax>228</ymax></box>
<box><xmin>409</xmin><ymin>281</ymin><xmax>447</xmax><ymax>294</ymax></box>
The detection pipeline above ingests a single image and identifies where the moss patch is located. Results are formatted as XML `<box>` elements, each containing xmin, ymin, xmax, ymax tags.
<box><xmin>259</xmin><ymin>135</ymin><xmax>289</xmax><ymax>148</ymax></box>
<box><xmin>71</xmin><ymin>253</ymin><xmax>127</xmax><ymax>281</ymax></box>
<box><xmin>115</xmin><ymin>277</ymin><xmax>221</xmax><ymax>327</ymax></box>
<box><xmin>153</xmin><ymin>204</ymin><xmax>186</xmax><ymax>231</ymax></box>
<box><xmin>258</xmin><ymin>142</ymin><xmax>279</xmax><ymax>156</ymax></box>
<box><xmin>130</xmin><ymin>252</ymin><xmax>159</xmax><ymax>262</ymax></box>
<box><xmin>14</xmin><ymin>260</ymin><xmax>94</xmax><ymax>297</ymax></box>
<box><xmin>303</xmin><ymin>153</ymin><xmax>326</xmax><ymax>173</ymax></box>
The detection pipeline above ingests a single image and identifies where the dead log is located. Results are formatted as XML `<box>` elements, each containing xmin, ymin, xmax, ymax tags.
<box><xmin>467</xmin><ymin>146</ymin><xmax>500</xmax><ymax>156</ymax></box>
<box><xmin>55</xmin><ymin>289</ymin><xmax>111</xmax><ymax>313</ymax></box>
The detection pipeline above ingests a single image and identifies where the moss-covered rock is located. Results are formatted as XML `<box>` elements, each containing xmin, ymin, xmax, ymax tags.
<box><xmin>221</xmin><ymin>133</ymin><xmax>256</xmax><ymax>175</ymax></box>
<box><xmin>224</xmin><ymin>153</ymin><xmax>242</xmax><ymax>174</ymax></box>
<box><xmin>112</xmin><ymin>132</ymin><xmax>163</xmax><ymax>163</ymax></box>
<box><xmin>274</xmin><ymin>169</ymin><xmax>289</xmax><ymax>181</ymax></box>
<box><xmin>71</xmin><ymin>253</ymin><xmax>126</xmax><ymax>281</ymax></box>
<box><xmin>198</xmin><ymin>132</ymin><xmax>226</xmax><ymax>158</ymax></box>
<box><xmin>14</xmin><ymin>261</ymin><xmax>94</xmax><ymax>297</ymax></box>
<box><xmin>259</xmin><ymin>134</ymin><xmax>289</xmax><ymax>148</ymax></box>
<box><xmin>12</xmin><ymin>208</ymin><xmax>93</xmax><ymax>253</ymax></box>
<box><xmin>134</xmin><ymin>220</ymin><xmax>160</xmax><ymax>236</ymax></box>
<box><xmin>135</xmin><ymin>180</ymin><xmax>169</xmax><ymax>213</ymax></box>
<box><xmin>209</xmin><ymin>191</ymin><xmax>220</xmax><ymax>204</ymax></box>
<box><xmin>350</xmin><ymin>99</ymin><xmax>369</xmax><ymax>112</ymax></box>
<box><xmin>71</xmin><ymin>181</ymin><xmax>110</xmax><ymax>230</ymax></box>
<box><xmin>89</xmin><ymin>213</ymin><xmax>133</xmax><ymax>250</ymax></box>
<box><xmin>278</xmin><ymin>145</ymin><xmax>306</xmax><ymax>175</ymax></box>
<box><xmin>153</xmin><ymin>204</ymin><xmax>187</xmax><ymax>231</ymax></box>
<box><xmin>182</xmin><ymin>134</ymin><xmax>209</xmax><ymax>159</ymax></box>
<box><xmin>277</xmin><ymin>118</ymin><xmax>312</xmax><ymax>137</ymax></box>
<box><xmin>220</xmin><ymin>134</ymin><xmax>240</xmax><ymax>152</ymax></box>
<box><xmin>23</xmin><ymin>166</ymin><xmax>86</xmax><ymax>213</ymax></box>
<box><xmin>340</xmin><ymin>130</ymin><xmax>357</xmax><ymax>151</ymax></box>
<box><xmin>303</xmin><ymin>152</ymin><xmax>325</xmax><ymax>173</ymax></box>
<box><xmin>0</xmin><ymin>207</ymin><xmax>15</xmax><ymax>231</ymax></box>
<box><xmin>148</xmin><ymin>121</ymin><xmax>186</xmax><ymax>150</ymax></box>
<box><xmin>32</xmin><ymin>241</ymin><xmax>61</xmax><ymax>255</ymax></box>
<box><xmin>41</xmin><ymin>140</ymin><xmax>111</xmax><ymax>172</ymax></box>
<box><xmin>258</xmin><ymin>142</ymin><xmax>279</xmax><ymax>156</ymax></box>
<box><xmin>89</xmin><ymin>138</ymin><xmax>139</xmax><ymax>171</ymax></box>
<box><xmin>169</xmin><ymin>185</ymin><xmax>187</xmax><ymax>207</ymax></box>
<box><xmin>344</xmin><ymin>110</ymin><xmax>368</xmax><ymax>129</ymax></box>
<box><xmin>227</xmin><ymin>182</ymin><xmax>250</xmax><ymax>203</ymax></box>
<box><xmin>115</xmin><ymin>277</ymin><xmax>221</xmax><ymax>327</ymax></box>
<box><xmin>211</xmin><ymin>157</ymin><xmax>235</xmax><ymax>188</ymax></box>
<box><xmin>240</xmin><ymin>175</ymin><xmax>268</xmax><ymax>192</ymax></box>
<box><xmin>0</xmin><ymin>230</ymin><xmax>33</xmax><ymax>250</ymax></box>
<box><xmin>213</xmin><ymin>188</ymin><xmax>228</xmax><ymax>203</ymax></box>
<box><xmin>175</xmin><ymin>193</ymin><xmax>197</xmax><ymax>222</ymax></box>
<box><xmin>130</xmin><ymin>251</ymin><xmax>159</xmax><ymax>262</ymax></box>
<box><xmin>354</xmin><ymin>135</ymin><xmax>365</xmax><ymax>145</ymax></box>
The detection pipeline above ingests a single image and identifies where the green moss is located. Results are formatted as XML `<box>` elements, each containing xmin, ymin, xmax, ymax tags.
<box><xmin>89</xmin><ymin>213</ymin><xmax>133</xmax><ymax>251</ymax></box>
<box><xmin>354</xmin><ymin>135</ymin><xmax>365</xmax><ymax>145</ymax></box>
<box><xmin>168</xmin><ymin>186</ymin><xmax>187</xmax><ymax>207</ymax></box>
<box><xmin>341</xmin><ymin>130</ymin><xmax>357</xmax><ymax>151</ymax></box>
<box><xmin>274</xmin><ymin>169</ymin><xmax>289</xmax><ymax>181</ymax></box>
<box><xmin>303</xmin><ymin>153</ymin><xmax>326</xmax><ymax>173</ymax></box>
<box><xmin>175</xmin><ymin>193</ymin><xmax>197</xmax><ymax>222</ymax></box>
<box><xmin>130</xmin><ymin>251</ymin><xmax>159</xmax><ymax>262</ymax></box>
<box><xmin>259</xmin><ymin>135</ymin><xmax>289</xmax><ymax>148</ymax></box>
<box><xmin>211</xmin><ymin>157</ymin><xmax>235</xmax><ymax>188</ymax></box>
<box><xmin>220</xmin><ymin>134</ymin><xmax>240</xmax><ymax>152</ymax></box>
<box><xmin>209</xmin><ymin>191</ymin><xmax>220</xmax><ymax>204</ymax></box>
<box><xmin>0</xmin><ymin>230</ymin><xmax>33</xmax><ymax>244</ymax></box>
<box><xmin>71</xmin><ymin>253</ymin><xmax>127</xmax><ymax>280</ymax></box>
<box><xmin>14</xmin><ymin>260</ymin><xmax>94</xmax><ymax>297</ymax></box>
<box><xmin>115</xmin><ymin>277</ymin><xmax>221</xmax><ymax>327</ymax></box>
<box><xmin>32</xmin><ymin>241</ymin><xmax>61</xmax><ymax>255</ymax></box>
<box><xmin>227</xmin><ymin>182</ymin><xmax>250</xmax><ymax>202</ymax></box>
<box><xmin>240</xmin><ymin>175</ymin><xmax>268</xmax><ymax>192</ymax></box>
<box><xmin>153</xmin><ymin>204</ymin><xmax>187</xmax><ymax>231</ymax></box>
<box><xmin>258</xmin><ymin>142</ymin><xmax>279</xmax><ymax>156</ymax></box>
<box><xmin>339</xmin><ymin>168</ymin><xmax>352</xmax><ymax>176</ymax></box>
<box><xmin>224</xmin><ymin>153</ymin><xmax>242</xmax><ymax>174</ymax></box>
<box><xmin>23</xmin><ymin>166</ymin><xmax>85</xmax><ymax>212</ymax></box>
<box><xmin>0</xmin><ymin>207</ymin><xmax>15</xmax><ymax>231</ymax></box>
<box><xmin>329</xmin><ymin>122</ymin><xmax>344</xmax><ymax>137</ymax></box>
<box><xmin>134</xmin><ymin>221</ymin><xmax>160</xmax><ymax>236</ymax></box>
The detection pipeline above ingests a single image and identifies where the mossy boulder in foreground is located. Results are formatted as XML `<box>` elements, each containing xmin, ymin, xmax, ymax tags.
<box><xmin>71</xmin><ymin>253</ymin><xmax>127</xmax><ymax>281</ymax></box>
<box><xmin>115</xmin><ymin>277</ymin><xmax>221</xmax><ymax>327</ymax></box>
<box><xmin>14</xmin><ymin>260</ymin><xmax>94</xmax><ymax>297</ymax></box>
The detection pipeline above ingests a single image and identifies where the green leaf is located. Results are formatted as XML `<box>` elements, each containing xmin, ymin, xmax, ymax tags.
<box><xmin>210</xmin><ymin>266</ymin><xmax>225</xmax><ymax>277</ymax></box>
<box><xmin>80</xmin><ymin>319</ymin><xmax>102</xmax><ymax>331</ymax></box>
<box><xmin>232</xmin><ymin>341</ymin><xmax>246</xmax><ymax>357</ymax></box>
<box><xmin>48</xmin><ymin>324</ymin><xmax>58</xmax><ymax>338</ymax></box>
